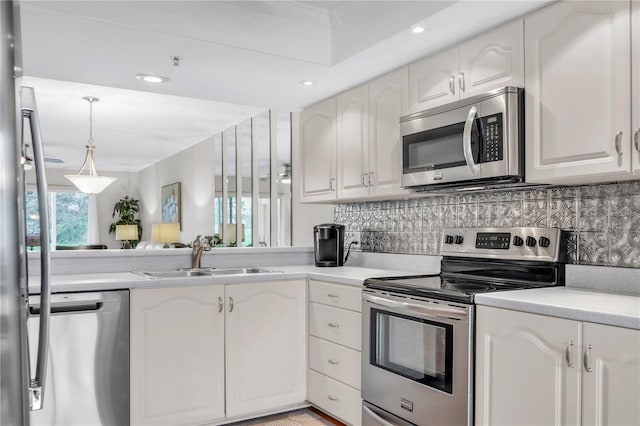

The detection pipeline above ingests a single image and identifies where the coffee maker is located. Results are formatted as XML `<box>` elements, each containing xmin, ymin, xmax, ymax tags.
<box><xmin>313</xmin><ymin>224</ymin><xmax>345</xmax><ymax>267</ymax></box>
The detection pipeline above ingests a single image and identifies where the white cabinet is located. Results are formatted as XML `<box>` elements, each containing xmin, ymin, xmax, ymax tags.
<box><xmin>307</xmin><ymin>280</ymin><xmax>362</xmax><ymax>426</ymax></box>
<box><xmin>337</xmin><ymin>84</ymin><xmax>370</xmax><ymax>199</ymax></box>
<box><xmin>410</xmin><ymin>19</ymin><xmax>523</xmax><ymax>112</ymax></box>
<box><xmin>633</xmin><ymin>0</ymin><xmax>640</xmax><ymax>174</ymax></box>
<box><xmin>368</xmin><ymin>68</ymin><xmax>410</xmax><ymax>198</ymax></box>
<box><xmin>300</xmin><ymin>97</ymin><xmax>337</xmax><ymax>202</ymax></box>
<box><xmin>225</xmin><ymin>281</ymin><xmax>307</xmax><ymax>418</ymax></box>
<box><xmin>476</xmin><ymin>306</ymin><xmax>640</xmax><ymax>426</ymax></box>
<box><xmin>131</xmin><ymin>280</ymin><xmax>306</xmax><ymax>425</ymax></box>
<box><xmin>131</xmin><ymin>286</ymin><xmax>226</xmax><ymax>426</ymax></box>
<box><xmin>524</xmin><ymin>1</ymin><xmax>633</xmax><ymax>184</ymax></box>
<box><xmin>301</xmin><ymin>69</ymin><xmax>409</xmax><ymax>203</ymax></box>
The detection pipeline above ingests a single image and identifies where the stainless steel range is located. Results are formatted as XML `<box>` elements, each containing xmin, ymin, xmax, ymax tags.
<box><xmin>361</xmin><ymin>227</ymin><xmax>568</xmax><ymax>426</ymax></box>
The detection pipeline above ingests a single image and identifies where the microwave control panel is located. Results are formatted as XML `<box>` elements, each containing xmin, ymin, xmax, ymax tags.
<box><xmin>480</xmin><ymin>113</ymin><xmax>503</xmax><ymax>163</ymax></box>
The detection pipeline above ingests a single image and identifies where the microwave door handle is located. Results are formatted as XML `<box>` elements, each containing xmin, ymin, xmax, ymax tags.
<box><xmin>363</xmin><ymin>293</ymin><xmax>468</xmax><ymax>321</ymax></box>
<box><xmin>462</xmin><ymin>106</ymin><xmax>480</xmax><ymax>175</ymax></box>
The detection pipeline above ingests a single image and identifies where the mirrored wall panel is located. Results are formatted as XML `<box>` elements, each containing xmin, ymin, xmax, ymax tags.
<box><xmin>213</xmin><ymin>110</ymin><xmax>291</xmax><ymax>247</ymax></box>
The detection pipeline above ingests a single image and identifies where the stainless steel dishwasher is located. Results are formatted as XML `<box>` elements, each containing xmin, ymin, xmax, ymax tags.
<box><xmin>28</xmin><ymin>290</ymin><xmax>129</xmax><ymax>426</ymax></box>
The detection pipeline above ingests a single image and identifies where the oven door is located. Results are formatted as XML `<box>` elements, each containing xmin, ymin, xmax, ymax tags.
<box><xmin>362</xmin><ymin>290</ymin><xmax>473</xmax><ymax>426</ymax></box>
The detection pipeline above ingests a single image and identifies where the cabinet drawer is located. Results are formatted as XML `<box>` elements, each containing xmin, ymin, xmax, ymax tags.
<box><xmin>309</xmin><ymin>280</ymin><xmax>362</xmax><ymax>312</ymax></box>
<box><xmin>309</xmin><ymin>302</ymin><xmax>361</xmax><ymax>351</ymax></box>
<box><xmin>309</xmin><ymin>336</ymin><xmax>361</xmax><ymax>390</ymax></box>
<box><xmin>308</xmin><ymin>370</ymin><xmax>362</xmax><ymax>426</ymax></box>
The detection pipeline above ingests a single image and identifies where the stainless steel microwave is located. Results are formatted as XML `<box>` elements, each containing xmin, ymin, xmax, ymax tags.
<box><xmin>400</xmin><ymin>86</ymin><xmax>524</xmax><ymax>190</ymax></box>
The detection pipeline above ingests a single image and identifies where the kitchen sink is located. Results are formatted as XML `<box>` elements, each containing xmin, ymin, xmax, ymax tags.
<box><xmin>137</xmin><ymin>270</ymin><xmax>214</xmax><ymax>279</ymax></box>
<box><xmin>137</xmin><ymin>267</ymin><xmax>279</xmax><ymax>279</ymax></box>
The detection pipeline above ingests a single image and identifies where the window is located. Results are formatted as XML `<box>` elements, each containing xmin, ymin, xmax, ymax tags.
<box><xmin>26</xmin><ymin>190</ymin><xmax>90</xmax><ymax>249</ymax></box>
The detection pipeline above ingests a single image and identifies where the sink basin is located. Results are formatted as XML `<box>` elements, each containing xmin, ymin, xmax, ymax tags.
<box><xmin>137</xmin><ymin>270</ymin><xmax>214</xmax><ymax>279</ymax></box>
<box><xmin>209</xmin><ymin>268</ymin><xmax>275</xmax><ymax>275</ymax></box>
<box><xmin>137</xmin><ymin>268</ymin><xmax>279</xmax><ymax>279</ymax></box>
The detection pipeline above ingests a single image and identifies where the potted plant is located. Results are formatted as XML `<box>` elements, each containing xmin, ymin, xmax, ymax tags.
<box><xmin>108</xmin><ymin>196</ymin><xmax>142</xmax><ymax>248</ymax></box>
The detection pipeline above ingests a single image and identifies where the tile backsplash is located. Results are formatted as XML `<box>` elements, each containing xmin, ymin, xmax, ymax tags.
<box><xmin>334</xmin><ymin>181</ymin><xmax>640</xmax><ymax>268</ymax></box>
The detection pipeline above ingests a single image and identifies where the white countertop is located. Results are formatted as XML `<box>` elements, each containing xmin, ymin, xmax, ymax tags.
<box><xmin>476</xmin><ymin>287</ymin><xmax>640</xmax><ymax>330</ymax></box>
<box><xmin>29</xmin><ymin>265</ymin><xmax>415</xmax><ymax>294</ymax></box>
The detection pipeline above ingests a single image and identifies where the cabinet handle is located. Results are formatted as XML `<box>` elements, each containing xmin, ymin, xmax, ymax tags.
<box><xmin>327</xmin><ymin>293</ymin><xmax>340</xmax><ymax>300</ymax></box>
<box><xmin>218</xmin><ymin>297</ymin><xmax>223</xmax><ymax>313</ymax></box>
<box><xmin>458</xmin><ymin>72</ymin><xmax>465</xmax><ymax>92</ymax></box>
<box><xmin>327</xmin><ymin>322</ymin><xmax>340</xmax><ymax>328</ymax></box>
<box><xmin>327</xmin><ymin>395</ymin><xmax>339</xmax><ymax>402</ymax></box>
<box><xmin>634</xmin><ymin>128</ymin><xmax>639</xmax><ymax>152</ymax></box>
<box><xmin>229</xmin><ymin>297</ymin><xmax>234</xmax><ymax>313</ymax></box>
<box><xmin>368</xmin><ymin>171</ymin><xmax>373</xmax><ymax>187</ymax></box>
<box><xmin>583</xmin><ymin>344</ymin><xmax>593</xmax><ymax>372</ymax></box>
<box><xmin>361</xmin><ymin>173</ymin><xmax>367</xmax><ymax>187</ymax></box>
<box><xmin>328</xmin><ymin>359</ymin><xmax>340</xmax><ymax>365</ymax></box>
<box><xmin>448</xmin><ymin>75</ymin><xmax>455</xmax><ymax>95</ymax></box>
<box><xmin>329</xmin><ymin>177</ymin><xmax>336</xmax><ymax>191</ymax></box>
<box><xmin>615</xmin><ymin>131</ymin><xmax>623</xmax><ymax>156</ymax></box>
<box><xmin>565</xmin><ymin>341</ymin><xmax>574</xmax><ymax>368</ymax></box>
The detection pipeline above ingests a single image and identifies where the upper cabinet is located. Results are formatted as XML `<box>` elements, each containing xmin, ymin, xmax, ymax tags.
<box><xmin>633</xmin><ymin>0</ymin><xmax>640</xmax><ymax>173</ymax></box>
<box><xmin>301</xmin><ymin>68</ymin><xmax>410</xmax><ymax>203</ymax></box>
<box><xmin>300</xmin><ymin>97</ymin><xmax>337</xmax><ymax>202</ymax></box>
<box><xmin>524</xmin><ymin>0</ymin><xmax>634</xmax><ymax>184</ymax></box>
<box><xmin>337</xmin><ymin>85</ymin><xmax>370</xmax><ymax>199</ymax></box>
<box><xmin>409</xmin><ymin>19</ymin><xmax>524</xmax><ymax>112</ymax></box>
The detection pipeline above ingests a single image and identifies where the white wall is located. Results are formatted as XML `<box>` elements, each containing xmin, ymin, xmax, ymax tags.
<box><xmin>137</xmin><ymin>136</ymin><xmax>216</xmax><ymax>244</ymax></box>
<box><xmin>26</xmin><ymin>167</ymin><xmax>139</xmax><ymax>248</ymax></box>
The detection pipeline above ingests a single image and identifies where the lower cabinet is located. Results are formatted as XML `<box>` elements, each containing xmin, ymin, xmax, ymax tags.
<box><xmin>475</xmin><ymin>306</ymin><xmax>640</xmax><ymax>426</ymax></box>
<box><xmin>307</xmin><ymin>280</ymin><xmax>363</xmax><ymax>426</ymax></box>
<box><xmin>130</xmin><ymin>280</ymin><xmax>306</xmax><ymax>425</ymax></box>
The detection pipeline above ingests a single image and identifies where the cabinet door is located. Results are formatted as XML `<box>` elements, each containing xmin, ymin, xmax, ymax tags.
<box><xmin>633</xmin><ymin>0</ymin><xmax>640</xmax><ymax>173</ymax></box>
<box><xmin>337</xmin><ymin>85</ymin><xmax>370</xmax><ymax>200</ymax></box>
<box><xmin>525</xmin><ymin>1</ymin><xmax>632</xmax><ymax>184</ymax></box>
<box><xmin>475</xmin><ymin>306</ymin><xmax>581</xmax><ymax>426</ymax></box>
<box><xmin>409</xmin><ymin>48</ymin><xmax>458</xmax><ymax>112</ymax></box>
<box><xmin>300</xmin><ymin>98</ymin><xmax>337</xmax><ymax>202</ymax></box>
<box><xmin>225</xmin><ymin>280</ymin><xmax>306</xmax><ymax>418</ymax></box>
<box><xmin>368</xmin><ymin>67</ymin><xmax>410</xmax><ymax>198</ymax></box>
<box><xmin>582</xmin><ymin>323</ymin><xmax>640</xmax><ymax>426</ymax></box>
<box><xmin>131</xmin><ymin>286</ymin><xmax>225</xmax><ymax>426</ymax></box>
<box><xmin>458</xmin><ymin>19</ymin><xmax>524</xmax><ymax>99</ymax></box>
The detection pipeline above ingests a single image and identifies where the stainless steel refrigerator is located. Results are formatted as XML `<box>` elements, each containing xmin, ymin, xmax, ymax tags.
<box><xmin>1</xmin><ymin>1</ymin><xmax>51</xmax><ymax>425</ymax></box>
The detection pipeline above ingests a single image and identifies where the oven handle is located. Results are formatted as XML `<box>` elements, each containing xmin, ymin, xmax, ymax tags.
<box><xmin>462</xmin><ymin>105</ymin><xmax>480</xmax><ymax>175</ymax></box>
<box><xmin>363</xmin><ymin>405</ymin><xmax>395</xmax><ymax>426</ymax></box>
<box><xmin>363</xmin><ymin>293</ymin><xmax>468</xmax><ymax>321</ymax></box>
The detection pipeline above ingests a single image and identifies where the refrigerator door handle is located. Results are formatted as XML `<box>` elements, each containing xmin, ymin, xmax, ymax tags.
<box><xmin>21</xmin><ymin>86</ymin><xmax>51</xmax><ymax>411</ymax></box>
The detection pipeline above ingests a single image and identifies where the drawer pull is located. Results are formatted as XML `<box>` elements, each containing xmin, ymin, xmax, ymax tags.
<box><xmin>327</xmin><ymin>293</ymin><xmax>340</xmax><ymax>299</ymax></box>
<box><xmin>327</xmin><ymin>322</ymin><xmax>340</xmax><ymax>328</ymax></box>
<box><xmin>327</xmin><ymin>395</ymin><xmax>339</xmax><ymax>402</ymax></box>
<box><xmin>327</xmin><ymin>359</ymin><xmax>340</xmax><ymax>365</ymax></box>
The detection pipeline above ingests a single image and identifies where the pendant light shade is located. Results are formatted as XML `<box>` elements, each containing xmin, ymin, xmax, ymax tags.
<box><xmin>65</xmin><ymin>97</ymin><xmax>116</xmax><ymax>194</ymax></box>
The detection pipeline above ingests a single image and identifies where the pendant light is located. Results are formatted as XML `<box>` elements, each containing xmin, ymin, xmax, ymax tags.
<box><xmin>65</xmin><ymin>96</ymin><xmax>116</xmax><ymax>194</ymax></box>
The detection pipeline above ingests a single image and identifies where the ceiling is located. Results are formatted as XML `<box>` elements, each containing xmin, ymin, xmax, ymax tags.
<box><xmin>17</xmin><ymin>0</ymin><xmax>552</xmax><ymax>173</ymax></box>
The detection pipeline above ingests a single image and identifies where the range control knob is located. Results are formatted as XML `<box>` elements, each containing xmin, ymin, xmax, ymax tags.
<box><xmin>513</xmin><ymin>236</ymin><xmax>524</xmax><ymax>247</ymax></box>
<box><xmin>445</xmin><ymin>235</ymin><xmax>454</xmax><ymax>244</ymax></box>
<box><xmin>526</xmin><ymin>236</ymin><xmax>537</xmax><ymax>247</ymax></box>
<box><xmin>454</xmin><ymin>235</ymin><xmax>464</xmax><ymax>245</ymax></box>
<box><xmin>539</xmin><ymin>236</ymin><xmax>551</xmax><ymax>248</ymax></box>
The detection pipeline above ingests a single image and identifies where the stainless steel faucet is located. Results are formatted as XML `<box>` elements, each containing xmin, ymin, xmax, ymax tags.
<box><xmin>191</xmin><ymin>235</ymin><xmax>211</xmax><ymax>269</ymax></box>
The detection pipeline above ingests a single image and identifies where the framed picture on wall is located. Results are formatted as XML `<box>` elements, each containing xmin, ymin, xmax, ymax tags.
<box><xmin>161</xmin><ymin>182</ymin><xmax>181</xmax><ymax>228</ymax></box>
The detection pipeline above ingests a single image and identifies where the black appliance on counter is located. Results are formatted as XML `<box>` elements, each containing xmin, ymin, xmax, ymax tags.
<box><xmin>313</xmin><ymin>224</ymin><xmax>345</xmax><ymax>267</ymax></box>
<box><xmin>361</xmin><ymin>226</ymin><xmax>569</xmax><ymax>426</ymax></box>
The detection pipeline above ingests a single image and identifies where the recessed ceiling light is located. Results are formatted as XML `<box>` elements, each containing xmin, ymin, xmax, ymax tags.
<box><xmin>136</xmin><ymin>73</ymin><xmax>170</xmax><ymax>83</ymax></box>
<box><xmin>412</xmin><ymin>26</ymin><xmax>426</xmax><ymax>34</ymax></box>
<box><xmin>299</xmin><ymin>80</ymin><xmax>315</xmax><ymax>86</ymax></box>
